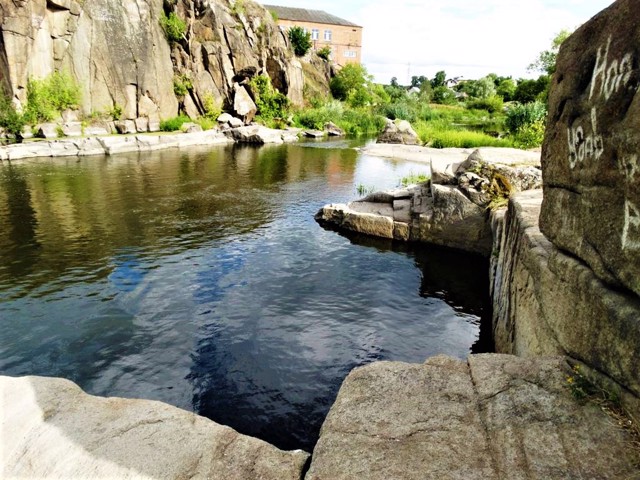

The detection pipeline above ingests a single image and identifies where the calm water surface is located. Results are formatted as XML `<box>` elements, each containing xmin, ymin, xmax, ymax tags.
<box><xmin>0</xmin><ymin>140</ymin><xmax>490</xmax><ymax>451</ymax></box>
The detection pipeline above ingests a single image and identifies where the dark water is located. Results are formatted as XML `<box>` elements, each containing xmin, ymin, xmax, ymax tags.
<box><xmin>0</xmin><ymin>140</ymin><xmax>490</xmax><ymax>452</ymax></box>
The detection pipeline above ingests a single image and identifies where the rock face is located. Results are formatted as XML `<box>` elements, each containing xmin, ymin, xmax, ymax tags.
<box><xmin>307</xmin><ymin>354</ymin><xmax>638</xmax><ymax>480</ymax></box>
<box><xmin>490</xmin><ymin>190</ymin><xmax>640</xmax><ymax>415</ymax></box>
<box><xmin>540</xmin><ymin>0</ymin><xmax>640</xmax><ymax>296</ymax></box>
<box><xmin>315</xmin><ymin>148</ymin><xmax>541</xmax><ymax>255</ymax></box>
<box><xmin>1</xmin><ymin>375</ymin><xmax>308</xmax><ymax>479</ymax></box>
<box><xmin>0</xmin><ymin>0</ymin><xmax>324</xmax><ymax>120</ymax></box>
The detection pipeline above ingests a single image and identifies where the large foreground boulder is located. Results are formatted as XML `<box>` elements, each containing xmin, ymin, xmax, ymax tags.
<box><xmin>307</xmin><ymin>354</ymin><xmax>638</xmax><ymax>480</ymax></box>
<box><xmin>377</xmin><ymin>119</ymin><xmax>419</xmax><ymax>145</ymax></box>
<box><xmin>540</xmin><ymin>0</ymin><xmax>640</xmax><ymax>296</ymax></box>
<box><xmin>1</xmin><ymin>375</ymin><xmax>308</xmax><ymax>479</ymax></box>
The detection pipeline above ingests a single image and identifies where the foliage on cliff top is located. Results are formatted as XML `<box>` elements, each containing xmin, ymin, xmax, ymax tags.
<box><xmin>288</xmin><ymin>26</ymin><xmax>312</xmax><ymax>57</ymax></box>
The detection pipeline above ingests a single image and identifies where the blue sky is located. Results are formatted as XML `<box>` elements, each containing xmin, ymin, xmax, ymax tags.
<box><xmin>258</xmin><ymin>0</ymin><xmax>615</xmax><ymax>83</ymax></box>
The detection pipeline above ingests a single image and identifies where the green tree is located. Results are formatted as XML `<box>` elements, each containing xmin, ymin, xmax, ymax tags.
<box><xmin>431</xmin><ymin>86</ymin><xmax>456</xmax><ymax>105</ymax></box>
<box><xmin>411</xmin><ymin>75</ymin><xmax>428</xmax><ymax>88</ymax></box>
<box><xmin>513</xmin><ymin>76</ymin><xmax>549</xmax><ymax>104</ymax></box>
<box><xmin>528</xmin><ymin>29</ymin><xmax>572</xmax><ymax>75</ymax></box>
<box><xmin>330</xmin><ymin>64</ymin><xmax>371</xmax><ymax>102</ymax></box>
<box><xmin>431</xmin><ymin>70</ymin><xmax>447</xmax><ymax>88</ymax></box>
<box><xmin>462</xmin><ymin>76</ymin><xmax>496</xmax><ymax>99</ymax></box>
<box><xmin>288</xmin><ymin>26</ymin><xmax>312</xmax><ymax>56</ymax></box>
<box><xmin>496</xmin><ymin>78</ymin><xmax>516</xmax><ymax>101</ymax></box>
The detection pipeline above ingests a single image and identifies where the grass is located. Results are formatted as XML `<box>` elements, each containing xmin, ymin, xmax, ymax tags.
<box><xmin>160</xmin><ymin>115</ymin><xmax>191</xmax><ymax>132</ymax></box>
<box><xmin>399</xmin><ymin>172</ymin><xmax>430</xmax><ymax>187</ymax></box>
<box><xmin>293</xmin><ymin>101</ymin><xmax>386</xmax><ymax>136</ymax></box>
<box><xmin>356</xmin><ymin>184</ymin><xmax>376</xmax><ymax>196</ymax></box>
<box><xmin>414</xmin><ymin>120</ymin><xmax>513</xmax><ymax>149</ymax></box>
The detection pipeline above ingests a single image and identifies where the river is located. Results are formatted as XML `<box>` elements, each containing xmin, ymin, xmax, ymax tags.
<box><xmin>0</xmin><ymin>139</ymin><xmax>490</xmax><ymax>451</ymax></box>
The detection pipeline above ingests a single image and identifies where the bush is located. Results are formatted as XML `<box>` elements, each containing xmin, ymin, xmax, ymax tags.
<box><xmin>512</xmin><ymin>119</ymin><xmax>546</xmax><ymax>149</ymax></box>
<box><xmin>160</xmin><ymin>12</ymin><xmax>186</xmax><ymax>43</ymax></box>
<box><xmin>505</xmin><ymin>101</ymin><xmax>547</xmax><ymax>134</ymax></box>
<box><xmin>249</xmin><ymin>75</ymin><xmax>290</xmax><ymax>120</ymax></box>
<box><xmin>330</xmin><ymin>64</ymin><xmax>371</xmax><ymax>102</ymax></box>
<box><xmin>317</xmin><ymin>46</ymin><xmax>331</xmax><ymax>61</ymax></box>
<box><xmin>201</xmin><ymin>92</ymin><xmax>221</xmax><ymax>120</ymax></box>
<box><xmin>431</xmin><ymin>86</ymin><xmax>457</xmax><ymax>105</ymax></box>
<box><xmin>466</xmin><ymin>95</ymin><xmax>504</xmax><ymax>114</ymax></box>
<box><xmin>23</xmin><ymin>71</ymin><xmax>81</xmax><ymax>124</ymax></box>
<box><xmin>160</xmin><ymin>115</ymin><xmax>190</xmax><ymax>131</ymax></box>
<box><xmin>288</xmin><ymin>26</ymin><xmax>312</xmax><ymax>56</ymax></box>
<box><xmin>0</xmin><ymin>95</ymin><xmax>26</xmax><ymax>139</ymax></box>
<box><xmin>173</xmin><ymin>74</ymin><xmax>192</xmax><ymax>97</ymax></box>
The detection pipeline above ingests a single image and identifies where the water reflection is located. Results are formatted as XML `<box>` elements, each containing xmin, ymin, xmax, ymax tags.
<box><xmin>0</xmin><ymin>141</ymin><xmax>489</xmax><ymax>452</ymax></box>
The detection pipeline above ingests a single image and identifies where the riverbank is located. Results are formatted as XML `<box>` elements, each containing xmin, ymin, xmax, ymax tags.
<box><xmin>0</xmin><ymin>125</ymin><xmax>304</xmax><ymax>161</ymax></box>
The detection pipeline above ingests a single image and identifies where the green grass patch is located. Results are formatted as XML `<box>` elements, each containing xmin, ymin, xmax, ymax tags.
<box><xmin>414</xmin><ymin>120</ymin><xmax>513</xmax><ymax>148</ymax></box>
<box><xmin>292</xmin><ymin>101</ymin><xmax>385</xmax><ymax>136</ymax></box>
<box><xmin>160</xmin><ymin>115</ymin><xmax>190</xmax><ymax>132</ymax></box>
<box><xmin>399</xmin><ymin>172</ymin><xmax>430</xmax><ymax>187</ymax></box>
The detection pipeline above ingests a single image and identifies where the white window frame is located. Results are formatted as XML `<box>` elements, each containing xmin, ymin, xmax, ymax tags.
<box><xmin>324</xmin><ymin>29</ymin><xmax>332</xmax><ymax>41</ymax></box>
<box><xmin>311</xmin><ymin>29</ymin><xmax>319</xmax><ymax>40</ymax></box>
<box><xmin>343</xmin><ymin>50</ymin><xmax>357</xmax><ymax>58</ymax></box>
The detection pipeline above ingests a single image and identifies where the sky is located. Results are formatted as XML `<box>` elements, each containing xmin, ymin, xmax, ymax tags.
<box><xmin>259</xmin><ymin>0</ymin><xmax>615</xmax><ymax>83</ymax></box>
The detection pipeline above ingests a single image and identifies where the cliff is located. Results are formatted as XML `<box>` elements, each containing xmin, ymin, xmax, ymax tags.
<box><xmin>0</xmin><ymin>0</ymin><xmax>320</xmax><ymax>122</ymax></box>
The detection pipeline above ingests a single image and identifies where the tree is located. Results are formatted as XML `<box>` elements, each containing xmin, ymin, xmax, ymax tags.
<box><xmin>528</xmin><ymin>29</ymin><xmax>572</xmax><ymax>75</ymax></box>
<box><xmin>513</xmin><ymin>75</ymin><xmax>549</xmax><ymax>104</ymax></box>
<box><xmin>390</xmin><ymin>77</ymin><xmax>399</xmax><ymax>88</ymax></box>
<box><xmin>496</xmin><ymin>78</ymin><xmax>516</xmax><ymax>102</ymax></box>
<box><xmin>410</xmin><ymin>75</ymin><xmax>427</xmax><ymax>88</ymax></box>
<box><xmin>330</xmin><ymin>64</ymin><xmax>372</xmax><ymax>105</ymax></box>
<box><xmin>431</xmin><ymin>71</ymin><xmax>446</xmax><ymax>89</ymax></box>
<box><xmin>288</xmin><ymin>26</ymin><xmax>312</xmax><ymax>56</ymax></box>
<box><xmin>431</xmin><ymin>86</ymin><xmax>456</xmax><ymax>105</ymax></box>
<box><xmin>461</xmin><ymin>76</ymin><xmax>496</xmax><ymax>99</ymax></box>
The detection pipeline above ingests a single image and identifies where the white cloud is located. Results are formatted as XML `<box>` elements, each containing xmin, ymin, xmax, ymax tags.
<box><xmin>258</xmin><ymin>0</ymin><xmax>614</xmax><ymax>83</ymax></box>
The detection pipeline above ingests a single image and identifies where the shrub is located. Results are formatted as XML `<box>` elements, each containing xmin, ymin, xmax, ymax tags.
<box><xmin>512</xmin><ymin>119</ymin><xmax>546</xmax><ymax>149</ymax></box>
<box><xmin>201</xmin><ymin>92</ymin><xmax>221</xmax><ymax>120</ymax></box>
<box><xmin>288</xmin><ymin>26</ymin><xmax>312</xmax><ymax>56</ymax></box>
<box><xmin>109</xmin><ymin>104</ymin><xmax>123</xmax><ymax>120</ymax></box>
<box><xmin>330</xmin><ymin>64</ymin><xmax>371</xmax><ymax>102</ymax></box>
<box><xmin>317</xmin><ymin>46</ymin><xmax>331</xmax><ymax>61</ymax></box>
<box><xmin>160</xmin><ymin>12</ymin><xmax>186</xmax><ymax>43</ymax></box>
<box><xmin>0</xmin><ymin>95</ymin><xmax>26</xmax><ymax>139</ymax></box>
<box><xmin>23</xmin><ymin>71</ymin><xmax>81</xmax><ymax>124</ymax></box>
<box><xmin>505</xmin><ymin>101</ymin><xmax>547</xmax><ymax>134</ymax></box>
<box><xmin>173</xmin><ymin>74</ymin><xmax>192</xmax><ymax>97</ymax></box>
<box><xmin>249</xmin><ymin>75</ymin><xmax>290</xmax><ymax>120</ymax></box>
<box><xmin>466</xmin><ymin>95</ymin><xmax>504</xmax><ymax>114</ymax></box>
<box><xmin>431</xmin><ymin>86</ymin><xmax>457</xmax><ymax>105</ymax></box>
<box><xmin>160</xmin><ymin>115</ymin><xmax>190</xmax><ymax>131</ymax></box>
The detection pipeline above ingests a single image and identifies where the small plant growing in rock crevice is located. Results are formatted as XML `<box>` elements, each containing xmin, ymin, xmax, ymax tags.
<box><xmin>173</xmin><ymin>74</ymin><xmax>193</xmax><ymax>97</ymax></box>
<box><xmin>160</xmin><ymin>11</ymin><xmax>186</xmax><ymax>43</ymax></box>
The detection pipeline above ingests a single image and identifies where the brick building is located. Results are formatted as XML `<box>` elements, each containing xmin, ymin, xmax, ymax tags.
<box><xmin>263</xmin><ymin>5</ymin><xmax>362</xmax><ymax>67</ymax></box>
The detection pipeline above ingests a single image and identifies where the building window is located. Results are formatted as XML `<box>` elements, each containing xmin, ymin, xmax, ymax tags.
<box><xmin>311</xmin><ymin>29</ymin><xmax>319</xmax><ymax>40</ymax></box>
<box><xmin>343</xmin><ymin>50</ymin><xmax>357</xmax><ymax>58</ymax></box>
<box><xmin>324</xmin><ymin>29</ymin><xmax>332</xmax><ymax>41</ymax></box>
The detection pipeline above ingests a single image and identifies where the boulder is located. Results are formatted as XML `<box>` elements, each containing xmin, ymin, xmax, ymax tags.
<box><xmin>315</xmin><ymin>203</ymin><xmax>395</xmax><ymax>239</ymax></box>
<box><xmin>324</xmin><ymin>122</ymin><xmax>345</xmax><ymax>137</ymax></box>
<box><xmin>61</xmin><ymin>122</ymin><xmax>83</xmax><ymax>137</ymax></box>
<box><xmin>303</xmin><ymin>130</ymin><xmax>324</xmax><ymax>138</ymax></box>
<box><xmin>114</xmin><ymin>120</ymin><xmax>136</xmax><ymax>135</ymax></box>
<box><xmin>540</xmin><ymin>0</ymin><xmax>640</xmax><ymax>296</ymax></box>
<box><xmin>83</xmin><ymin>126</ymin><xmax>109</xmax><ymax>136</ymax></box>
<box><xmin>307</xmin><ymin>354</ymin><xmax>638</xmax><ymax>480</ymax></box>
<box><xmin>181</xmin><ymin>122</ymin><xmax>203</xmax><ymax>133</ymax></box>
<box><xmin>36</xmin><ymin>123</ymin><xmax>59</xmax><ymax>139</ymax></box>
<box><xmin>377</xmin><ymin>118</ymin><xmax>420</xmax><ymax>145</ymax></box>
<box><xmin>1</xmin><ymin>375</ymin><xmax>308</xmax><ymax>479</ymax></box>
<box><xmin>226</xmin><ymin>125</ymin><xmax>284</xmax><ymax>145</ymax></box>
<box><xmin>233</xmin><ymin>84</ymin><xmax>257</xmax><ymax>124</ymax></box>
<box><xmin>134</xmin><ymin>117</ymin><xmax>149</xmax><ymax>133</ymax></box>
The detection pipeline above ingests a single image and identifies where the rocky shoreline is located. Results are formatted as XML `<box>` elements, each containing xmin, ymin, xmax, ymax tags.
<box><xmin>0</xmin><ymin>124</ymin><xmax>323</xmax><ymax>161</ymax></box>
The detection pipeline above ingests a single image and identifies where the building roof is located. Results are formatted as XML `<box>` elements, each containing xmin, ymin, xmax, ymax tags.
<box><xmin>263</xmin><ymin>5</ymin><xmax>361</xmax><ymax>28</ymax></box>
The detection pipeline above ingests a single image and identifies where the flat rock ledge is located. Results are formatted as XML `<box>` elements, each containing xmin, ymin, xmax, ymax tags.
<box><xmin>316</xmin><ymin>148</ymin><xmax>542</xmax><ymax>255</ymax></box>
<box><xmin>0</xmin><ymin>126</ymin><xmax>301</xmax><ymax>161</ymax></box>
<box><xmin>0</xmin><ymin>375</ymin><xmax>308</xmax><ymax>480</ymax></box>
<box><xmin>307</xmin><ymin>354</ymin><xmax>639</xmax><ymax>480</ymax></box>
